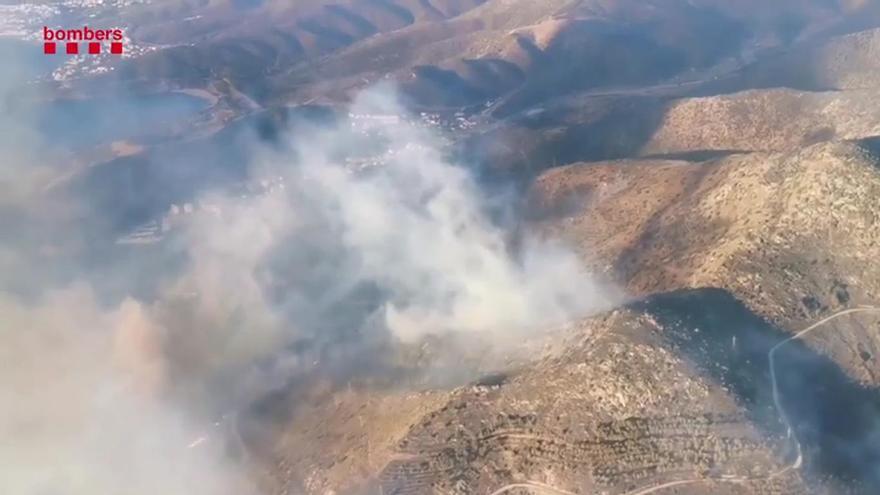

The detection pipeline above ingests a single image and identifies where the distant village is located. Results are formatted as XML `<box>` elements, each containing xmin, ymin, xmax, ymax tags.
<box><xmin>117</xmin><ymin>109</ymin><xmax>478</xmax><ymax>246</ymax></box>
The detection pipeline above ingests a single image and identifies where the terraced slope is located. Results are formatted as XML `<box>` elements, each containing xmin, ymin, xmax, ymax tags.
<box><xmin>262</xmin><ymin>307</ymin><xmax>813</xmax><ymax>495</ymax></box>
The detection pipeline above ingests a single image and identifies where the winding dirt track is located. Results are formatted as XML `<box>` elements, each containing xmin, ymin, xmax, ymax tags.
<box><xmin>205</xmin><ymin>306</ymin><xmax>880</xmax><ymax>495</ymax></box>
<box><xmin>487</xmin><ymin>306</ymin><xmax>880</xmax><ymax>495</ymax></box>
<box><xmin>768</xmin><ymin>306</ymin><xmax>880</xmax><ymax>472</ymax></box>
<box><xmin>487</xmin><ymin>481</ymin><xmax>577</xmax><ymax>495</ymax></box>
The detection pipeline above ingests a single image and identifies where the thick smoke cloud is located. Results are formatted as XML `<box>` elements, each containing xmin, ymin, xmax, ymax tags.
<box><xmin>270</xmin><ymin>89</ymin><xmax>611</xmax><ymax>343</ymax></box>
<box><xmin>0</xmin><ymin>287</ymin><xmax>254</xmax><ymax>495</ymax></box>
<box><xmin>0</xmin><ymin>76</ymin><xmax>614</xmax><ymax>494</ymax></box>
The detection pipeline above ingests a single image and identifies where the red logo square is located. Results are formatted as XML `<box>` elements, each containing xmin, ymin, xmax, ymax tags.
<box><xmin>110</xmin><ymin>42</ymin><xmax>123</xmax><ymax>55</ymax></box>
<box><xmin>88</xmin><ymin>42</ymin><xmax>100</xmax><ymax>54</ymax></box>
<box><xmin>66</xmin><ymin>42</ymin><xmax>78</xmax><ymax>54</ymax></box>
<box><xmin>44</xmin><ymin>42</ymin><xmax>56</xmax><ymax>54</ymax></box>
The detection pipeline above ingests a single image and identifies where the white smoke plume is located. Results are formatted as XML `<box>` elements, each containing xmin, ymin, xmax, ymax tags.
<box><xmin>256</xmin><ymin>89</ymin><xmax>610</xmax><ymax>342</ymax></box>
<box><xmin>0</xmin><ymin>82</ymin><xmax>615</xmax><ymax>494</ymax></box>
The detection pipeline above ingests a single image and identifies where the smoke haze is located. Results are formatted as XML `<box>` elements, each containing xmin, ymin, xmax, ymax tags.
<box><xmin>0</xmin><ymin>74</ymin><xmax>614</xmax><ymax>492</ymax></box>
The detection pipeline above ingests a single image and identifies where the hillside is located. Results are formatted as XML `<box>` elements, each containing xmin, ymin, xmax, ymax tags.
<box><xmin>531</xmin><ymin>142</ymin><xmax>880</xmax><ymax>386</ymax></box>
<box><xmin>452</xmin><ymin>17</ymin><xmax>880</xmax><ymax>178</ymax></box>
<box><xmin>52</xmin><ymin>0</ymin><xmax>878</xmax><ymax>109</ymax></box>
<box><xmin>642</xmin><ymin>88</ymin><xmax>880</xmax><ymax>155</ymax></box>
<box><xmin>719</xmin><ymin>26</ymin><xmax>880</xmax><ymax>93</ymax></box>
<box><xmin>10</xmin><ymin>2</ymin><xmax>880</xmax><ymax>495</ymax></box>
<box><xmin>246</xmin><ymin>140</ymin><xmax>880</xmax><ymax>495</ymax></box>
<box><xmin>261</xmin><ymin>307</ymin><xmax>813</xmax><ymax>495</ymax></box>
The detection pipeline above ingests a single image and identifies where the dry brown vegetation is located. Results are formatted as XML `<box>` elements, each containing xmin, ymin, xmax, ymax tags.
<box><xmin>88</xmin><ymin>0</ymin><xmax>880</xmax><ymax>108</ymax></box>
<box><xmin>55</xmin><ymin>2</ymin><xmax>880</xmax><ymax>493</ymax></box>
<box><xmin>532</xmin><ymin>142</ymin><xmax>880</xmax><ymax>385</ymax></box>
<box><xmin>642</xmin><ymin>89</ymin><xmax>880</xmax><ymax>155</ymax></box>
